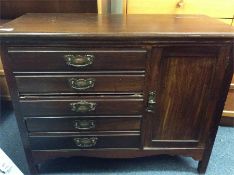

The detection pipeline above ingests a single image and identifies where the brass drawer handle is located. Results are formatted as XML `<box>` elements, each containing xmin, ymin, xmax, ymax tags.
<box><xmin>73</xmin><ymin>120</ymin><xmax>96</xmax><ymax>130</ymax></box>
<box><xmin>176</xmin><ymin>0</ymin><xmax>184</xmax><ymax>8</ymax></box>
<box><xmin>64</xmin><ymin>54</ymin><xmax>94</xmax><ymax>68</ymax></box>
<box><xmin>70</xmin><ymin>101</ymin><xmax>96</xmax><ymax>113</ymax></box>
<box><xmin>69</xmin><ymin>78</ymin><xmax>95</xmax><ymax>90</ymax></box>
<box><xmin>73</xmin><ymin>137</ymin><xmax>98</xmax><ymax>148</ymax></box>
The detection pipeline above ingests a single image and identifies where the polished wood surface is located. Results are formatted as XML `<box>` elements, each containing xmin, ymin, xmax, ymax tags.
<box><xmin>9</xmin><ymin>47</ymin><xmax>147</xmax><ymax>72</ymax></box>
<box><xmin>0</xmin><ymin>0</ymin><xmax>97</xmax><ymax>19</ymax></box>
<box><xmin>0</xmin><ymin>13</ymin><xmax>234</xmax><ymax>38</ymax></box>
<box><xmin>29</xmin><ymin>134</ymin><xmax>140</xmax><ymax>150</ymax></box>
<box><xmin>26</xmin><ymin>116</ymin><xmax>142</xmax><ymax>132</ymax></box>
<box><xmin>32</xmin><ymin>148</ymin><xmax>204</xmax><ymax>164</ymax></box>
<box><xmin>20</xmin><ymin>96</ymin><xmax>144</xmax><ymax>116</ymax></box>
<box><xmin>16</xmin><ymin>74</ymin><xmax>145</xmax><ymax>94</ymax></box>
<box><xmin>0</xmin><ymin>14</ymin><xmax>233</xmax><ymax>174</ymax></box>
<box><xmin>151</xmin><ymin>46</ymin><xmax>219</xmax><ymax>142</ymax></box>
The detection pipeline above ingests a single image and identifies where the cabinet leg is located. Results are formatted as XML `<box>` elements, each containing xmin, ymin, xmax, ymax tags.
<box><xmin>35</xmin><ymin>164</ymin><xmax>41</xmax><ymax>172</ymax></box>
<box><xmin>28</xmin><ymin>163</ymin><xmax>40</xmax><ymax>175</ymax></box>
<box><xmin>198</xmin><ymin>160</ymin><xmax>208</xmax><ymax>174</ymax></box>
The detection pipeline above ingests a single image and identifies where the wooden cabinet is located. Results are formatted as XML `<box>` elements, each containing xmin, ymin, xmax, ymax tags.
<box><xmin>0</xmin><ymin>14</ymin><xmax>233</xmax><ymax>174</ymax></box>
<box><xmin>127</xmin><ymin>0</ymin><xmax>234</xmax><ymax>24</ymax></box>
<box><xmin>126</xmin><ymin>0</ymin><xmax>234</xmax><ymax>125</ymax></box>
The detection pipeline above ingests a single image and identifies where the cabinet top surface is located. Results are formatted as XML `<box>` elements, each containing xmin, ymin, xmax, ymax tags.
<box><xmin>0</xmin><ymin>13</ymin><xmax>234</xmax><ymax>38</ymax></box>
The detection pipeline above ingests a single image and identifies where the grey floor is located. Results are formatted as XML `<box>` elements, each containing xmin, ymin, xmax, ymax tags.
<box><xmin>0</xmin><ymin>102</ymin><xmax>233</xmax><ymax>175</ymax></box>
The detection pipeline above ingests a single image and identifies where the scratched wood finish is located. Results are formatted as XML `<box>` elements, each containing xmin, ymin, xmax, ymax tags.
<box><xmin>0</xmin><ymin>14</ymin><xmax>233</xmax><ymax>174</ymax></box>
<box><xmin>1</xmin><ymin>14</ymin><xmax>234</xmax><ymax>38</ymax></box>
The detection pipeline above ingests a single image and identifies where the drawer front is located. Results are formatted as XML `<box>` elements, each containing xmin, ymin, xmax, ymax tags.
<box><xmin>29</xmin><ymin>134</ymin><xmax>140</xmax><ymax>150</ymax></box>
<box><xmin>26</xmin><ymin>116</ymin><xmax>142</xmax><ymax>132</ymax></box>
<box><xmin>9</xmin><ymin>48</ymin><xmax>147</xmax><ymax>72</ymax></box>
<box><xmin>16</xmin><ymin>74</ymin><xmax>145</xmax><ymax>94</ymax></box>
<box><xmin>20</xmin><ymin>97</ymin><xmax>144</xmax><ymax>116</ymax></box>
<box><xmin>127</xmin><ymin>0</ymin><xmax>234</xmax><ymax>18</ymax></box>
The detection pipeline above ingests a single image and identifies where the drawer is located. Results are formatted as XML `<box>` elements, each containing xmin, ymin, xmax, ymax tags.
<box><xmin>29</xmin><ymin>134</ymin><xmax>140</xmax><ymax>150</ymax></box>
<box><xmin>25</xmin><ymin>116</ymin><xmax>142</xmax><ymax>132</ymax></box>
<box><xmin>15</xmin><ymin>74</ymin><xmax>145</xmax><ymax>94</ymax></box>
<box><xmin>8</xmin><ymin>47</ymin><xmax>147</xmax><ymax>72</ymax></box>
<box><xmin>127</xmin><ymin>0</ymin><xmax>234</xmax><ymax>18</ymax></box>
<box><xmin>20</xmin><ymin>96</ymin><xmax>144</xmax><ymax>116</ymax></box>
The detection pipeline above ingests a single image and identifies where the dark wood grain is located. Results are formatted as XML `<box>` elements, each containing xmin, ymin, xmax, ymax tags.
<box><xmin>0</xmin><ymin>0</ymin><xmax>97</xmax><ymax>19</ymax></box>
<box><xmin>197</xmin><ymin>43</ymin><xmax>233</xmax><ymax>174</ymax></box>
<box><xmin>15</xmin><ymin>74</ymin><xmax>145</xmax><ymax>94</ymax></box>
<box><xmin>0</xmin><ymin>13</ymin><xmax>233</xmax><ymax>174</ymax></box>
<box><xmin>0</xmin><ymin>14</ymin><xmax>234</xmax><ymax>38</ymax></box>
<box><xmin>32</xmin><ymin>148</ymin><xmax>204</xmax><ymax>164</ymax></box>
<box><xmin>8</xmin><ymin>47</ymin><xmax>147</xmax><ymax>72</ymax></box>
<box><xmin>152</xmin><ymin>46</ymin><xmax>218</xmax><ymax>141</ymax></box>
<box><xmin>25</xmin><ymin>116</ymin><xmax>142</xmax><ymax>132</ymax></box>
<box><xmin>20</xmin><ymin>96</ymin><xmax>144</xmax><ymax>116</ymax></box>
<box><xmin>29</xmin><ymin>134</ymin><xmax>140</xmax><ymax>150</ymax></box>
<box><xmin>220</xmin><ymin>116</ymin><xmax>234</xmax><ymax>126</ymax></box>
<box><xmin>1</xmin><ymin>45</ymin><xmax>38</xmax><ymax>174</ymax></box>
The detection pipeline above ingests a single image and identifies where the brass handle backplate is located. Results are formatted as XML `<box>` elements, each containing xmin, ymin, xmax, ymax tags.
<box><xmin>73</xmin><ymin>137</ymin><xmax>98</xmax><ymax>148</ymax></box>
<box><xmin>73</xmin><ymin>120</ymin><xmax>96</xmax><ymax>130</ymax></box>
<box><xmin>64</xmin><ymin>54</ymin><xmax>94</xmax><ymax>68</ymax></box>
<box><xmin>176</xmin><ymin>0</ymin><xmax>184</xmax><ymax>8</ymax></box>
<box><xmin>69</xmin><ymin>78</ymin><xmax>95</xmax><ymax>90</ymax></box>
<box><xmin>70</xmin><ymin>101</ymin><xmax>96</xmax><ymax>113</ymax></box>
<box><xmin>147</xmin><ymin>91</ymin><xmax>156</xmax><ymax>113</ymax></box>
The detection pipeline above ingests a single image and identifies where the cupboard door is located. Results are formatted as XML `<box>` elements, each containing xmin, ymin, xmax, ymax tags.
<box><xmin>149</xmin><ymin>46</ymin><xmax>225</xmax><ymax>147</ymax></box>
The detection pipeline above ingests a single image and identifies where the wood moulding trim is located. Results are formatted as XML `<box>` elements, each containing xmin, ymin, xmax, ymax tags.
<box><xmin>32</xmin><ymin>147</ymin><xmax>204</xmax><ymax>164</ymax></box>
<box><xmin>220</xmin><ymin>116</ymin><xmax>234</xmax><ymax>126</ymax></box>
